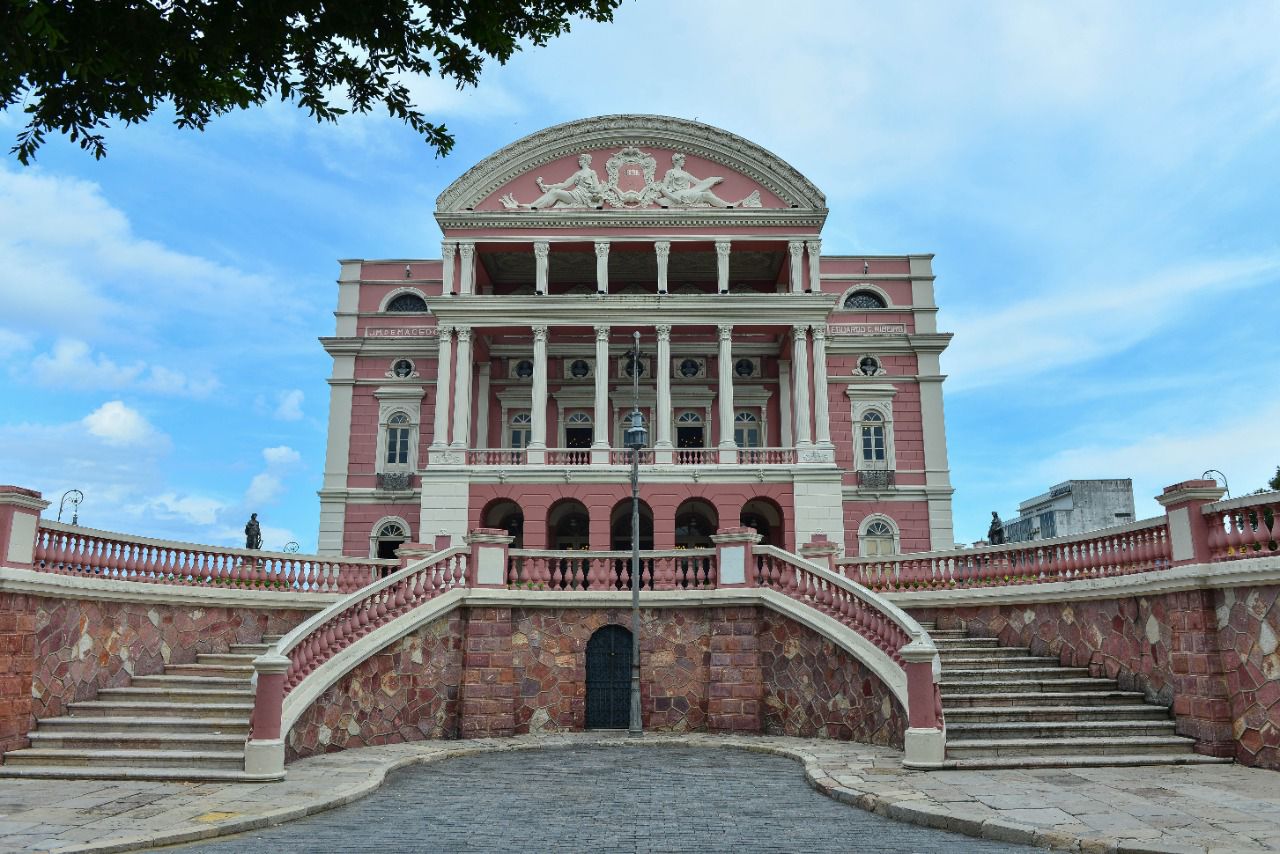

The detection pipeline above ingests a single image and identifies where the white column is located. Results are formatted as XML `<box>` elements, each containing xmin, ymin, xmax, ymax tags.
<box><xmin>806</xmin><ymin>239</ymin><xmax>821</xmax><ymax>293</ymax></box>
<box><xmin>788</xmin><ymin>241</ymin><xmax>804</xmax><ymax>294</ymax></box>
<box><xmin>430</xmin><ymin>327</ymin><xmax>453</xmax><ymax>449</ymax></box>
<box><xmin>450</xmin><ymin>327</ymin><xmax>472</xmax><ymax>448</ymax></box>
<box><xmin>811</xmin><ymin>325</ymin><xmax>833</xmax><ymax>453</ymax></box>
<box><xmin>458</xmin><ymin>242</ymin><xmax>475</xmax><ymax>296</ymax></box>
<box><xmin>441</xmin><ymin>242</ymin><xmax>456</xmax><ymax>296</ymax></box>
<box><xmin>655</xmin><ymin>241</ymin><xmax>670</xmax><ymax>294</ymax></box>
<box><xmin>592</xmin><ymin>325</ymin><xmax>610</xmax><ymax>461</ymax></box>
<box><xmin>528</xmin><ymin>326</ymin><xmax>548</xmax><ymax>462</ymax></box>
<box><xmin>534</xmin><ymin>241</ymin><xmax>549</xmax><ymax>295</ymax></box>
<box><xmin>595</xmin><ymin>241</ymin><xmax>610</xmax><ymax>294</ymax></box>
<box><xmin>717</xmin><ymin>324</ymin><xmax>736</xmax><ymax>462</ymax></box>
<box><xmin>654</xmin><ymin>324</ymin><xmax>673</xmax><ymax>463</ymax></box>
<box><xmin>792</xmin><ymin>325</ymin><xmax>812</xmax><ymax>448</ymax></box>
<box><xmin>716</xmin><ymin>240</ymin><xmax>731</xmax><ymax>294</ymax></box>
<box><xmin>318</xmin><ymin>351</ymin><xmax>355</xmax><ymax>554</ymax></box>
<box><xmin>475</xmin><ymin>363</ymin><xmax>491</xmax><ymax>449</ymax></box>
<box><xmin>778</xmin><ymin>358</ymin><xmax>793</xmax><ymax>449</ymax></box>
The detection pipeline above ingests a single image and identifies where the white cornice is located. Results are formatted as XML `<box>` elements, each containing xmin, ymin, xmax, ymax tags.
<box><xmin>435</xmin><ymin>114</ymin><xmax>827</xmax><ymax>213</ymax></box>
<box><xmin>427</xmin><ymin>293</ymin><xmax>836</xmax><ymax>326</ymax></box>
<box><xmin>436</xmin><ymin>210</ymin><xmax>828</xmax><ymax>231</ymax></box>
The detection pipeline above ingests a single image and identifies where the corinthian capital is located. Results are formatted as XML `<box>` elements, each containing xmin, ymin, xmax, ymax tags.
<box><xmin>792</xmin><ymin>324</ymin><xmax>809</xmax><ymax>341</ymax></box>
<box><xmin>533</xmin><ymin>241</ymin><xmax>549</xmax><ymax>260</ymax></box>
<box><xmin>654</xmin><ymin>324</ymin><xmax>672</xmax><ymax>339</ymax></box>
<box><xmin>594</xmin><ymin>325</ymin><xmax>610</xmax><ymax>342</ymax></box>
<box><xmin>654</xmin><ymin>241</ymin><xmax>671</xmax><ymax>260</ymax></box>
<box><xmin>718</xmin><ymin>324</ymin><xmax>733</xmax><ymax>342</ymax></box>
<box><xmin>594</xmin><ymin>241</ymin><xmax>610</xmax><ymax>258</ymax></box>
<box><xmin>532</xmin><ymin>326</ymin><xmax>549</xmax><ymax>343</ymax></box>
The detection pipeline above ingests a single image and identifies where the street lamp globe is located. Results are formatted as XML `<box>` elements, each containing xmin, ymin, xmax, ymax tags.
<box><xmin>624</xmin><ymin>408</ymin><xmax>648</xmax><ymax>451</ymax></box>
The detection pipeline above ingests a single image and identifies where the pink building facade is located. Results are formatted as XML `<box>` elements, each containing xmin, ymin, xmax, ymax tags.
<box><xmin>317</xmin><ymin>116</ymin><xmax>955</xmax><ymax>560</ymax></box>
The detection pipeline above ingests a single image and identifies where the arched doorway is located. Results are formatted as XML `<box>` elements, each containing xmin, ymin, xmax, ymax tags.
<box><xmin>610</xmin><ymin>499</ymin><xmax>654</xmax><ymax>550</ymax></box>
<box><xmin>585</xmin><ymin>624</ymin><xmax>632</xmax><ymax>729</ymax></box>
<box><xmin>547</xmin><ymin>499</ymin><xmax>590</xmax><ymax>549</ymax></box>
<box><xmin>481</xmin><ymin>499</ymin><xmax>524</xmax><ymax>548</ymax></box>
<box><xmin>371</xmin><ymin>519</ymin><xmax>409</xmax><ymax>560</ymax></box>
<box><xmin>740</xmin><ymin>498</ymin><xmax>785</xmax><ymax>547</ymax></box>
<box><xmin>674</xmin><ymin>499</ymin><xmax>718</xmax><ymax>548</ymax></box>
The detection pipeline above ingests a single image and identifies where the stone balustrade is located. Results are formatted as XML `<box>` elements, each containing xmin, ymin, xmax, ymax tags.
<box><xmin>1203</xmin><ymin>491</ymin><xmax>1280</xmax><ymax>562</ymax></box>
<box><xmin>506</xmin><ymin>548</ymin><xmax>716</xmax><ymax>591</ymax></box>
<box><xmin>31</xmin><ymin>520</ymin><xmax>390</xmax><ymax>594</ymax></box>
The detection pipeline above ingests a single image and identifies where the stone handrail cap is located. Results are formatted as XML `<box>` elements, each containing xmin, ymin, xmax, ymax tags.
<box><xmin>898</xmin><ymin>639</ymin><xmax>939</xmax><ymax>661</ymax></box>
<box><xmin>1156</xmin><ymin>480</ymin><xmax>1225</xmax><ymax>507</ymax></box>
<box><xmin>710</xmin><ymin>527</ymin><xmax>762</xmax><ymax>545</ymax></box>
<box><xmin>252</xmin><ymin>653</ymin><xmax>293</xmax><ymax>673</ymax></box>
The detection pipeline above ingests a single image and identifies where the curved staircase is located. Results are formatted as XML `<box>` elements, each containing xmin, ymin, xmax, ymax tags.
<box><xmin>922</xmin><ymin>622</ymin><xmax>1232</xmax><ymax>769</ymax></box>
<box><xmin>0</xmin><ymin>637</ymin><xmax>278</xmax><ymax>781</ymax></box>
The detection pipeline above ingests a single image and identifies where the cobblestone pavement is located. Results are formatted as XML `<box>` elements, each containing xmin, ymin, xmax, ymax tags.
<box><xmin>0</xmin><ymin>733</ymin><xmax>1275</xmax><ymax>853</ymax></box>
<box><xmin>165</xmin><ymin>745</ymin><xmax>1029</xmax><ymax>854</ymax></box>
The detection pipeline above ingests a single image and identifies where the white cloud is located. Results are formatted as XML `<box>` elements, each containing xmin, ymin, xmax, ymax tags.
<box><xmin>244</xmin><ymin>473</ymin><xmax>284</xmax><ymax>505</ymax></box>
<box><xmin>273</xmin><ymin>389</ymin><xmax>305</xmax><ymax>421</ymax></box>
<box><xmin>81</xmin><ymin>400</ymin><xmax>164</xmax><ymax>447</ymax></box>
<box><xmin>262</xmin><ymin>445</ymin><xmax>301</xmax><ymax>466</ymax></box>
<box><xmin>146</xmin><ymin>492</ymin><xmax>227</xmax><ymax>526</ymax></box>
<box><xmin>0</xmin><ymin>328</ymin><xmax>32</xmax><ymax>360</ymax></box>
<box><xmin>29</xmin><ymin>338</ymin><xmax>221</xmax><ymax>398</ymax></box>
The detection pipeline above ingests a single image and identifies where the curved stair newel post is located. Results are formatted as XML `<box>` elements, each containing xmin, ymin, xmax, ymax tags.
<box><xmin>243</xmin><ymin>544</ymin><xmax>472</xmax><ymax>779</ymax></box>
<box><xmin>752</xmin><ymin>544</ymin><xmax>945</xmax><ymax>767</ymax></box>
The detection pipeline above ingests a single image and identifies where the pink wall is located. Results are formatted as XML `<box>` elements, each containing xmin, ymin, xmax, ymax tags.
<box><xmin>843</xmin><ymin>500</ymin><xmax>933</xmax><ymax>556</ymax></box>
<box><xmin>343</xmin><ymin>503</ymin><xmax>420</xmax><ymax>556</ymax></box>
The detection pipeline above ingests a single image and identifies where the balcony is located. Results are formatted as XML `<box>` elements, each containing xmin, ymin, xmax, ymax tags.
<box><xmin>856</xmin><ymin>469</ymin><xmax>896</xmax><ymax>489</ymax></box>
<box><xmin>455</xmin><ymin>447</ymin><xmax>800</xmax><ymax>467</ymax></box>
<box><xmin>376</xmin><ymin>472</ymin><xmax>415</xmax><ymax>491</ymax></box>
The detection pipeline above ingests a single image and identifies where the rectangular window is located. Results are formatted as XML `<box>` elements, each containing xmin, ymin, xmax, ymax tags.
<box><xmin>861</xmin><ymin>426</ymin><xmax>885</xmax><ymax>462</ymax></box>
<box><xmin>386</xmin><ymin>427</ymin><xmax>410</xmax><ymax>465</ymax></box>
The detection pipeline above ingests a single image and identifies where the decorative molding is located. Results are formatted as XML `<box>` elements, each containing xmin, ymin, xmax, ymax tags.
<box><xmin>438</xmin><ymin>115</ymin><xmax>826</xmax><ymax>214</ymax></box>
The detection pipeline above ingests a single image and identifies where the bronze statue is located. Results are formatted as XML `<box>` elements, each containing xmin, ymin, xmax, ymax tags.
<box><xmin>987</xmin><ymin>511</ymin><xmax>1005</xmax><ymax>545</ymax></box>
<box><xmin>245</xmin><ymin>513</ymin><xmax>263</xmax><ymax>550</ymax></box>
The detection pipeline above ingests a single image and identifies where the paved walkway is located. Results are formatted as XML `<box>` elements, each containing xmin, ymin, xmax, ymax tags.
<box><xmin>0</xmin><ymin>734</ymin><xmax>1274</xmax><ymax>853</ymax></box>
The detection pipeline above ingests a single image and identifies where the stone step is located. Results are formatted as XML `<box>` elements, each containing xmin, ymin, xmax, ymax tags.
<box><xmin>160</xmin><ymin>664</ymin><xmax>255</xmax><ymax>679</ymax></box>
<box><xmin>943</xmin><ymin>704</ymin><xmax>1171</xmax><ymax>723</ymax></box>
<box><xmin>937</xmin><ymin>656</ymin><xmax>1064</xmax><ymax>669</ymax></box>
<box><xmin>0</xmin><ymin>765</ymin><xmax>270</xmax><ymax>782</ymax></box>
<box><xmin>27</xmin><ymin>730</ymin><xmax>244</xmax><ymax>752</ymax></box>
<box><xmin>229</xmin><ymin>643</ymin><xmax>273</xmax><ymax>654</ymax></box>
<box><xmin>67</xmin><ymin>700</ymin><xmax>254</xmax><ymax>719</ymax></box>
<box><xmin>940</xmin><ymin>677</ymin><xmax>1117</xmax><ymax>694</ymax></box>
<box><xmin>942</xmin><ymin>690</ymin><xmax>1149</xmax><ymax>707</ymax></box>
<box><xmin>195</xmin><ymin>653</ymin><xmax>259</xmax><ymax>667</ymax></box>
<box><xmin>97</xmin><ymin>686</ymin><xmax>254</xmax><ymax>704</ymax></box>
<box><xmin>934</xmin><ymin>754</ymin><xmax>1233</xmax><ymax>771</ymax></box>
<box><xmin>1</xmin><ymin>747</ymin><xmax>244</xmax><ymax>770</ymax></box>
<box><xmin>944</xmin><ymin>735</ymin><xmax>1199</xmax><ymax>759</ymax></box>
<box><xmin>941</xmin><ymin>667</ymin><xmax>1093</xmax><ymax>682</ymax></box>
<box><xmin>262</xmin><ymin>635</ymin><xmax>284</xmax><ymax>643</ymax></box>
<box><xmin>947</xmin><ymin>719</ymin><xmax>1178</xmax><ymax>740</ymax></box>
<box><xmin>936</xmin><ymin>646</ymin><xmax>1033</xmax><ymax>659</ymax></box>
<box><xmin>39</xmin><ymin>716</ymin><xmax>250</xmax><ymax>734</ymax></box>
<box><xmin>131</xmin><ymin>675</ymin><xmax>252</xmax><ymax>690</ymax></box>
<box><xmin>932</xmin><ymin>637</ymin><xmax>1003</xmax><ymax>648</ymax></box>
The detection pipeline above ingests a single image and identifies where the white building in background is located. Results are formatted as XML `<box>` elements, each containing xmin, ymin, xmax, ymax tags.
<box><xmin>1003</xmin><ymin>479</ymin><xmax>1135</xmax><ymax>543</ymax></box>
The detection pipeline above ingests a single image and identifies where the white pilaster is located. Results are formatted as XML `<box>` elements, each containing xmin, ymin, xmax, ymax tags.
<box><xmin>441</xmin><ymin>242</ymin><xmax>456</xmax><ymax>296</ymax></box>
<box><xmin>716</xmin><ymin>240</ymin><xmax>731</xmax><ymax>294</ymax></box>
<box><xmin>430</xmin><ymin>327</ymin><xmax>453</xmax><ymax>450</ymax></box>
<box><xmin>788</xmin><ymin>241</ymin><xmax>804</xmax><ymax>295</ymax></box>
<box><xmin>475</xmin><ymin>363</ymin><xmax>491</xmax><ymax>450</ymax></box>
<box><xmin>592</xmin><ymin>325</ymin><xmax>611</xmax><ymax>461</ymax></box>
<box><xmin>655</xmin><ymin>241</ymin><xmax>670</xmax><ymax>294</ymax></box>
<box><xmin>792</xmin><ymin>325</ymin><xmax>813</xmax><ymax>448</ymax></box>
<box><xmin>450</xmin><ymin>327</ymin><xmax>473</xmax><ymax>448</ymax></box>
<box><xmin>717</xmin><ymin>325</ymin><xmax>736</xmax><ymax>462</ymax></box>
<box><xmin>918</xmin><ymin>347</ymin><xmax>955</xmax><ymax>548</ymax></box>
<box><xmin>654</xmin><ymin>324</ymin><xmax>673</xmax><ymax>463</ymax></box>
<box><xmin>806</xmin><ymin>239</ymin><xmax>821</xmax><ymax>293</ymax></box>
<box><xmin>458</xmin><ymin>242</ymin><xmax>475</xmax><ymax>296</ymax></box>
<box><xmin>534</xmin><ymin>241</ymin><xmax>549</xmax><ymax>296</ymax></box>
<box><xmin>595</xmin><ymin>241</ymin><xmax>610</xmax><ymax>294</ymax></box>
<box><xmin>318</xmin><ymin>350</ymin><xmax>355</xmax><ymax>554</ymax></box>
<box><xmin>811</xmin><ymin>325</ymin><xmax>833</xmax><ymax>448</ymax></box>
<box><xmin>778</xmin><ymin>358</ymin><xmax>793</xmax><ymax>449</ymax></box>
<box><xmin>528</xmin><ymin>326</ymin><xmax>548</xmax><ymax>462</ymax></box>
<box><xmin>335</xmin><ymin>261</ymin><xmax>361</xmax><ymax>336</ymax></box>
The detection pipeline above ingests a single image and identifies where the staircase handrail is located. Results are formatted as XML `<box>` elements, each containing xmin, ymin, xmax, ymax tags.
<box><xmin>32</xmin><ymin>519</ymin><xmax>391</xmax><ymax>593</ymax></box>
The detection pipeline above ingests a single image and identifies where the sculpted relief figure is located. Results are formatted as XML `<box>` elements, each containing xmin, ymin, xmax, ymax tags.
<box><xmin>501</xmin><ymin>154</ymin><xmax>604</xmax><ymax>210</ymax></box>
<box><xmin>499</xmin><ymin>148</ymin><xmax>766</xmax><ymax>210</ymax></box>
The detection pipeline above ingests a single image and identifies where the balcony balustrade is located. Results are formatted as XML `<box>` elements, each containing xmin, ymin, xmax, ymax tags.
<box><xmin>376</xmin><ymin>472</ymin><xmax>415</xmax><ymax>491</ymax></box>
<box><xmin>455</xmin><ymin>446</ymin><xmax>808</xmax><ymax>467</ymax></box>
<box><xmin>856</xmin><ymin>469</ymin><xmax>896</xmax><ymax>488</ymax></box>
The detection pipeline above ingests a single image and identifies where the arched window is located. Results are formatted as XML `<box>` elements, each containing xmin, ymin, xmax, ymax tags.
<box><xmin>859</xmin><ymin>517</ymin><xmax>899</xmax><ymax>556</ymax></box>
<box><xmin>509</xmin><ymin>411</ymin><xmax>532</xmax><ymax>449</ymax></box>
<box><xmin>370</xmin><ymin>517</ymin><xmax>410</xmax><ymax>562</ymax></box>
<box><xmin>734</xmin><ymin>411</ymin><xmax>761</xmax><ymax>448</ymax></box>
<box><xmin>566</xmin><ymin>412</ymin><xmax>592</xmax><ymax>425</ymax></box>
<box><xmin>564</xmin><ymin>411</ymin><xmax>593</xmax><ymax>449</ymax></box>
<box><xmin>385</xmin><ymin>292</ymin><xmax>429</xmax><ymax>313</ymax></box>
<box><xmin>385</xmin><ymin>412</ymin><xmax>411</xmax><ymax>465</ymax></box>
<box><xmin>844</xmin><ymin>290</ymin><xmax>887</xmax><ymax>309</ymax></box>
<box><xmin>675</xmin><ymin>410</ymin><xmax>704</xmax><ymax>449</ymax></box>
<box><xmin>860</xmin><ymin>409</ymin><xmax>886</xmax><ymax>466</ymax></box>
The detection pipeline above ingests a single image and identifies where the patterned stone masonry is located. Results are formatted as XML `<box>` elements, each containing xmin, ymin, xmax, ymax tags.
<box><xmin>758</xmin><ymin>610</ymin><xmax>906</xmax><ymax>748</ymax></box>
<box><xmin>707</xmin><ymin>606</ymin><xmax>763</xmax><ymax>733</ymax></box>
<box><xmin>0</xmin><ymin>594</ymin><xmax>36</xmax><ymax>756</ymax></box>
<box><xmin>511</xmin><ymin>608</ymin><xmax>711</xmax><ymax>734</ymax></box>
<box><xmin>8</xmin><ymin>594</ymin><xmax>311</xmax><ymax>727</ymax></box>
<box><xmin>287</xmin><ymin>612</ymin><xmax>464</xmax><ymax>760</ymax></box>
<box><xmin>460</xmin><ymin>607</ymin><xmax>516</xmax><ymax>738</ymax></box>
<box><xmin>1216</xmin><ymin>584</ymin><xmax>1280</xmax><ymax>769</ymax></box>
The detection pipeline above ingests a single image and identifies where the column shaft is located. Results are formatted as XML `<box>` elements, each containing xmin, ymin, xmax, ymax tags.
<box><xmin>593</xmin><ymin>326</ymin><xmax>610</xmax><ymax>450</ymax></box>
<box><xmin>788</xmin><ymin>241</ymin><xmax>804</xmax><ymax>294</ymax></box>
<box><xmin>806</xmin><ymin>240</ymin><xmax>821</xmax><ymax>293</ymax></box>
<box><xmin>450</xmin><ymin>328</ymin><xmax>473</xmax><ymax>448</ymax></box>
<box><xmin>431</xmin><ymin>327</ymin><xmax>453</xmax><ymax>448</ymax></box>
<box><xmin>442</xmin><ymin>242</ymin><xmax>456</xmax><ymax>295</ymax></box>
<box><xmin>655</xmin><ymin>241</ymin><xmax>670</xmax><ymax>294</ymax></box>
<box><xmin>654</xmin><ymin>325</ymin><xmax>673</xmax><ymax>460</ymax></box>
<box><xmin>529</xmin><ymin>327</ymin><xmax>548</xmax><ymax>454</ymax></box>
<box><xmin>716</xmin><ymin>240</ymin><xmax>731</xmax><ymax>294</ymax></box>
<box><xmin>811</xmin><ymin>326</ymin><xmax>832</xmax><ymax>448</ymax></box>
<box><xmin>717</xmin><ymin>325</ymin><xmax>736</xmax><ymax>454</ymax></box>
<box><xmin>792</xmin><ymin>326</ymin><xmax>813</xmax><ymax>447</ymax></box>
<box><xmin>595</xmin><ymin>241</ymin><xmax>610</xmax><ymax>294</ymax></box>
<box><xmin>475</xmin><ymin>364</ymin><xmax>491</xmax><ymax>449</ymax></box>
<box><xmin>459</xmin><ymin>243</ymin><xmax>475</xmax><ymax>296</ymax></box>
<box><xmin>534</xmin><ymin>241</ymin><xmax>549</xmax><ymax>295</ymax></box>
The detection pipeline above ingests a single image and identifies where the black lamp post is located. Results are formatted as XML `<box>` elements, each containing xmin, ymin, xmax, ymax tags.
<box><xmin>624</xmin><ymin>331</ymin><xmax>648</xmax><ymax>736</ymax></box>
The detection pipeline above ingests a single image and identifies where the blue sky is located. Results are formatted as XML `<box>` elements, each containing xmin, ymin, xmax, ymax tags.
<box><xmin>1</xmin><ymin>1</ymin><xmax>1277</xmax><ymax>551</ymax></box>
